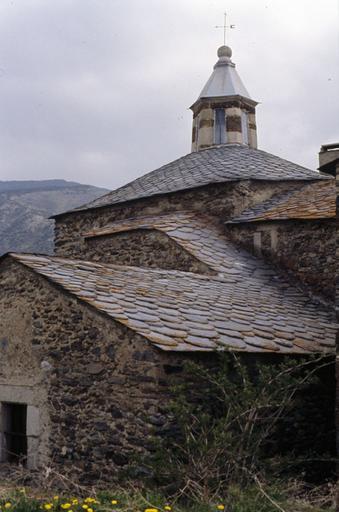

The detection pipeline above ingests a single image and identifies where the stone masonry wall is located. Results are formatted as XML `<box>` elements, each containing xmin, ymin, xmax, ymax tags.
<box><xmin>0</xmin><ymin>260</ymin><xmax>335</xmax><ymax>485</ymax></box>
<box><xmin>227</xmin><ymin>220</ymin><xmax>335</xmax><ymax>300</ymax></box>
<box><xmin>84</xmin><ymin>229</ymin><xmax>214</xmax><ymax>274</ymax></box>
<box><xmin>0</xmin><ymin>263</ymin><xmax>51</xmax><ymax>470</ymax></box>
<box><xmin>54</xmin><ymin>180</ymin><xmax>301</xmax><ymax>261</ymax></box>
<box><xmin>0</xmin><ymin>259</ymin><xmax>187</xmax><ymax>485</ymax></box>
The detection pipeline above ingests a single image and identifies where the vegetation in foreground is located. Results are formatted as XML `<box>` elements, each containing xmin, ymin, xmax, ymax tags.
<box><xmin>0</xmin><ymin>354</ymin><xmax>335</xmax><ymax>511</ymax></box>
<box><xmin>0</xmin><ymin>483</ymin><xmax>335</xmax><ymax>512</ymax></box>
<box><xmin>138</xmin><ymin>354</ymin><xmax>335</xmax><ymax>507</ymax></box>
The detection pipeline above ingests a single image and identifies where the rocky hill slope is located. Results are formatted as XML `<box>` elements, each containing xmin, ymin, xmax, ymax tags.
<box><xmin>0</xmin><ymin>180</ymin><xmax>108</xmax><ymax>255</ymax></box>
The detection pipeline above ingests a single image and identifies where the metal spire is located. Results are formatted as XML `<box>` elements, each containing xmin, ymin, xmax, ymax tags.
<box><xmin>215</xmin><ymin>12</ymin><xmax>235</xmax><ymax>46</ymax></box>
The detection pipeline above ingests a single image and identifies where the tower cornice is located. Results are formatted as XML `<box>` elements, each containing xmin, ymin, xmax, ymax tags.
<box><xmin>190</xmin><ymin>95</ymin><xmax>259</xmax><ymax>116</ymax></box>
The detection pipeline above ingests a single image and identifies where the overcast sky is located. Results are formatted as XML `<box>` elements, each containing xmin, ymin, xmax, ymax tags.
<box><xmin>0</xmin><ymin>0</ymin><xmax>338</xmax><ymax>189</ymax></box>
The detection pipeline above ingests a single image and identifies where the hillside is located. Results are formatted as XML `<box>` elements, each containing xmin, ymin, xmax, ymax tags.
<box><xmin>0</xmin><ymin>180</ymin><xmax>108</xmax><ymax>255</ymax></box>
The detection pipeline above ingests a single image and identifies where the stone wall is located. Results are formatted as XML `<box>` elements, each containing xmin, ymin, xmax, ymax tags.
<box><xmin>84</xmin><ymin>229</ymin><xmax>214</xmax><ymax>273</ymax></box>
<box><xmin>227</xmin><ymin>220</ymin><xmax>335</xmax><ymax>300</ymax></box>
<box><xmin>0</xmin><ymin>259</ymin><xmax>335</xmax><ymax>486</ymax></box>
<box><xmin>0</xmin><ymin>259</ymin><xmax>186</xmax><ymax>485</ymax></box>
<box><xmin>0</xmin><ymin>261</ymin><xmax>52</xmax><ymax>470</ymax></box>
<box><xmin>54</xmin><ymin>180</ymin><xmax>301</xmax><ymax>261</ymax></box>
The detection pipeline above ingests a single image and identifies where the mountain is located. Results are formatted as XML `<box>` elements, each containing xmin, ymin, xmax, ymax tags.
<box><xmin>0</xmin><ymin>180</ymin><xmax>108</xmax><ymax>255</ymax></box>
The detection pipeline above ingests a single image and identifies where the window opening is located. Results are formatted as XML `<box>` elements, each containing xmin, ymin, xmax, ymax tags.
<box><xmin>214</xmin><ymin>108</ymin><xmax>226</xmax><ymax>144</ymax></box>
<box><xmin>241</xmin><ymin>111</ymin><xmax>249</xmax><ymax>145</ymax></box>
<box><xmin>195</xmin><ymin>117</ymin><xmax>199</xmax><ymax>147</ymax></box>
<box><xmin>2</xmin><ymin>403</ymin><xmax>27</xmax><ymax>464</ymax></box>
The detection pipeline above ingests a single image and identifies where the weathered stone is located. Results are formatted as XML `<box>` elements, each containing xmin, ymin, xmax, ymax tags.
<box><xmin>87</xmin><ymin>363</ymin><xmax>105</xmax><ymax>375</ymax></box>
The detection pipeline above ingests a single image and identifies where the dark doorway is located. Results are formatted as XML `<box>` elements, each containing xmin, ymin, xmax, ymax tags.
<box><xmin>2</xmin><ymin>403</ymin><xmax>27</xmax><ymax>464</ymax></box>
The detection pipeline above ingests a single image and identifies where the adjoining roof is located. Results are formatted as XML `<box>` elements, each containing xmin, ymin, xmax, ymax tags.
<box><xmin>196</xmin><ymin>45</ymin><xmax>252</xmax><ymax>102</ymax></box>
<box><xmin>228</xmin><ymin>181</ymin><xmax>335</xmax><ymax>224</ymax></box>
<box><xmin>7</xmin><ymin>253</ymin><xmax>336</xmax><ymax>354</ymax></box>
<box><xmin>84</xmin><ymin>211</ymin><xmax>268</xmax><ymax>276</ymax></box>
<box><xmin>318</xmin><ymin>142</ymin><xmax>339</xmax><ymax>176</ymax></box>
<box><xmin>53</xmin><ymin>145</ymin><xmax>329</xmax><ymax>218</ymax></box>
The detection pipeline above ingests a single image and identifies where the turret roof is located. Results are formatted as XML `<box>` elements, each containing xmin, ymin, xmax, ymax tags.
<box><xmin>195</xmin><ymin>45</ymin><xmax>253</xmax><ymax>102</ymax></box>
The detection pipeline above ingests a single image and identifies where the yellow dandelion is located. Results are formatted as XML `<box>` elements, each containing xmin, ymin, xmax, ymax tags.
<box><xmin>164</xmin><ymin>507</ymin><xmax>172</xmax><ymax>511</ymax></box>
<box><xmin>111</xmin><ymin>500</ymin><xmax>118</xmax><ymax>505</ymax></box>
<box><xmin>144</xmin><ymin>509</ymin><xmax>158</xmax><ymax>512</ymax></box>
<box><xmin>61</xmin><ymin>504</ymin><xmax>72</xmax><ymax>510</ymax></box>
<box><xmin>82</xmin><ymin>506</ymin><xmax>88</xmax><ymax>510</ymax></box>
<box><xmin>72</xmin><ymin>500</ymin><xmax>78</xmax><ymax>506</ymax></box>
<box><xmin>217</xmin><ymin>506</ymin><xmax>225</xmax><ymax>511</ymax></box>
<box><xmin>4</xmin><ymin>504</ymin><xmax>11</xmax><ymax>510</ymax></box>
<box><xmin>53</xmin><ymin>497</ymin><xmax>59</xmax><ymax>501</ymax></box>
<box><xmin>44</xmin><ymin>504</ymin><xmax>53</xmax><ymax>510</ymax></box>
<box><xmin>87</xmin><ymin>508</ymin><xmax>93</xmax><ymax>512</ymax></box>
<box><xmin>84</xmin><ymin>499</ymin><xmax>95</xmax><ymax>504</ymax></box>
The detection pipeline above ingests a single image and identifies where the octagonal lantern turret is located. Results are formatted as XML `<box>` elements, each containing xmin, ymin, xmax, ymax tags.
<box><xmin>190</xmin><ymin>45</ymin><xmax>258</xmax><ymax>152</ymax></box>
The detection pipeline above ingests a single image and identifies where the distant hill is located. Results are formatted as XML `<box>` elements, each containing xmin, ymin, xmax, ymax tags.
<box><xmin>0</xmin><ymin>180</ymin><xmax>108</xmax><ymax>255</ymax></box>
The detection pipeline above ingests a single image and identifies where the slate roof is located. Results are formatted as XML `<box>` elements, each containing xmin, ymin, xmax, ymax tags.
<box><xmin>84</xmin><ymin>211</ymin><xmax>268</xmax><ymax>276</ymax></box>
<box><xmin>197</xmin><ymin>46</ymin><xmax>252</xmax><ymax>101</ymax></box>
<box><xmin>55</xmin><ymin>145</ymin><xmax>329</xmax><ymax>217</ymax></box>
<box><xmin>228</xmin><ymin>180</ymin><xmax>335</xmax><ymax>223</ymax></box>
<box><xmin>9</xmin><ymin>253</ymin><xmax>336</xmax><ymax>354</ymax></box>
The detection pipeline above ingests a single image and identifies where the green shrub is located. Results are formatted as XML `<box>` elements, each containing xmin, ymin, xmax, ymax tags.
<box><xmin>140</xmin><ymin>353</ymin><xmax>335</xmax><ymax>501</ymax></box>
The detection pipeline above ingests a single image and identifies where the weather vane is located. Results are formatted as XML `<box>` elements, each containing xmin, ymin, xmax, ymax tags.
<box><xmin>215</xmin><ymin>12</ymin><xmax>235</xmax><ymax>46</ymax></box>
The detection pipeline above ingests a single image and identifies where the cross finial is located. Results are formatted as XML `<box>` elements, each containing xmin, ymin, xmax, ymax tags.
<box><xmin>215</xmin><ymin>12</ymin><xmax>235</xmax><ymax>46</ymax></box>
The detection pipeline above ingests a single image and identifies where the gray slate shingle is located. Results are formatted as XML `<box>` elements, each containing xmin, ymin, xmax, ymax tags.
<box><xmin>9</xmin><ymin>253</ymin><xmax>336</xmax><ymax>354</ymax></box>
<box><xmin>83</xmin><ymin>211</ymin><xmax>273</xmax><ymax>276</ymax></box>
<box><xmin>228</xmin><ymin>181</ymin><xmax>335</xmax><ymax>223</ymax></box>
<box><xmin>58</xmin><ymin>145</ymin><xmax>329</xmax><ymax>216</ymax></box>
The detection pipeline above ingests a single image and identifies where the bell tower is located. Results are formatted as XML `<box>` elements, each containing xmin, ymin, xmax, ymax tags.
<box><xmin>190</xmin><ymin>45</ymin><xmax>258</xmax><ymax>152</ymax></box>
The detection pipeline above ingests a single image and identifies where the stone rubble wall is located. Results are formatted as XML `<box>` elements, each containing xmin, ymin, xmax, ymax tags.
<box><xmin>227</xmin><ymin>220</ymin><xmax>335</xmax><ymax>300</ymax></box>
<box><xmin>0</xmin><ymin>260</ymin><xmax>186</xmax><ymax>484</ymax></box>
<box><xmin>0</xmin><ymin>259</ymin><xmax>334</xmax><ymax>486</ymax></box>
<box><xmin>84</xmin><ymin>229</ymin><xmax>214</xmax><ymax>274</ymax></box>
<box><xmin>54</xmin><ymin>181</ymin><xmax>299</xmax><ymax>262</ymax></box>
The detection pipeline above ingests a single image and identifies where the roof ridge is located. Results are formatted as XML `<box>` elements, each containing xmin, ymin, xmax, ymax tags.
<box><xmin>8</xmin><ymin>252</ymin><xmax>215</xmax><ymax>280</ymax></box>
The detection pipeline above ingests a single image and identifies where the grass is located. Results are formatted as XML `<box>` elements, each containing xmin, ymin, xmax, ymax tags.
<box><xmin>0</xmin><ymin>482</ymin><xmax>335</xmax><ymax>512</ymax></box>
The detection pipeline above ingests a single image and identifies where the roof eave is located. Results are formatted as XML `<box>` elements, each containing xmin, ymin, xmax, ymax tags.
<box><xmin>51</xmin><ymin>175</ymin><xmax>329</xmax><ymax>221</ymax></box>
<box><xmin>226</xmin><ymin>215</ymin><xmax>334</xmax><ymax>225</ymax></box>
<box><xmin>190</xmin><ymin>94</ymin><xmax>259</xmax><ymax>112</ymax></box>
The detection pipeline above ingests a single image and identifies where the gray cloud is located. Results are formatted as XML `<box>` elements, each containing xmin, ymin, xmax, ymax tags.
<box><xmin>0</xmin><ymin>0</ymin><xmax>338</xmax><ymax>189</ymax></box>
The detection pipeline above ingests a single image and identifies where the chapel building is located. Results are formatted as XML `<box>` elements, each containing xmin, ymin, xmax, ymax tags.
<box><xmin>0</xmin><ymin>45</ymin><xmax>336</xmax><ymax>483</ymax></box>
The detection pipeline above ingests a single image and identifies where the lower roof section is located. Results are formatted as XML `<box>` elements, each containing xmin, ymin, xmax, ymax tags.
<box><xmin>83</xmin><ymin>211</ymin><xmax>265</xmax><ymax>276</ymax></box>
<box><xmin>228</xmin><ymin>180</ymin><xmax>335</xmax><ymax>223</ymax></box>
<box><xmin>5</xmin><ymin>253</ymin><xmax>336</xmax><ymax>355</ymax></box>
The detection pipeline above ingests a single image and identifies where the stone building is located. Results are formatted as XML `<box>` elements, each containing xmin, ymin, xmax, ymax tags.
<box><xmin>0</xmin><ymin>45</ymin><xmax>336</xmax><ymax>483</ymax></box>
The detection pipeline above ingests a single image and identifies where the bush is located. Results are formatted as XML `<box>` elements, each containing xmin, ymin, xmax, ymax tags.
<box><xmin>140</xmin><ymin>353</ymin><xmax>335</xmax><ymax>502</ymax></box>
